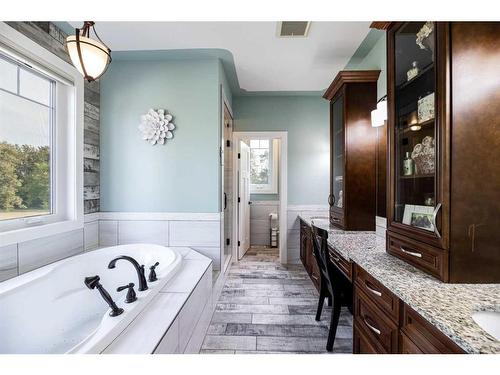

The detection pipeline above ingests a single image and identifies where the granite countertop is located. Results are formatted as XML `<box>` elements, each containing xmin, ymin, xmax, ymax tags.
<box><xmin>299</xmin><ymin>214</ymin><xmax>500</xmax><ymax>354</ymax></box>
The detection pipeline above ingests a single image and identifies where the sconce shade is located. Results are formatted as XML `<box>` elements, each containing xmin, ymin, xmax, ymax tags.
<box><xmin>371</xmin><ymin>98</ymin><xmax>387</xmax><ymax>127</ymax></box>
<box><xmin>65</xmin><ymin>22</ymin><xmax>111</xmax><ymax>82</ymax></box>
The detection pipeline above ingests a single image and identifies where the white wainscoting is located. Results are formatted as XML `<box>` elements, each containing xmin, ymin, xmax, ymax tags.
<box><xmin>0</xmin><ymin>212</ymin><xmax>222</xmax><ymax>283</ymax></box>
<box><xmin>376</xmin><ymin>216</ymin><xmax>387</xmax><ymax>239</ymax></box>
<box><xmin>87</xmin><ymin>212</ymin><xmax>222</xmax><ymax>270</ymax></box>
<box><xmin>286</xmin><ymin>205</ymin><xmax>329</xmax><ymax>264</ymax></box>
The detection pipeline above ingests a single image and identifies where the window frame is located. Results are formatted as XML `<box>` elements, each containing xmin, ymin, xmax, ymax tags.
<box><xmin>0</xmin><ymin>22</ymin><xmax>84</xmax><ymax>246</ymax></box>
<box><xmin>0</xmin><ymin>52</ymin><xmax>56</xmax><ymax>223</ymax></box>
<box><xmin>249</xmin><ymin>138</ymin><xmax>279</xmax><ymax>194</ymax></box>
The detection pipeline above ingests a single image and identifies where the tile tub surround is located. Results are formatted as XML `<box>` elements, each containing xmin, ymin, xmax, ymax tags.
<box><xmin>201</xmin><ymin>246</ymin><xmax>353</xmax><ymax>354</ymax></box>
<box><xmin>299</xmin><ymin>215</ymin><xmax>500</xmax><ymax>354</ymax></box>
<box><xmin>89</xmin><ymin>212</ymin><xmax>222</xmax><ymax>269</ymax></box>
<box><xmin>103</xmin><ymin>247</ymin><xmax>213</xmax><ymax>354</ymax></box>
<box><xmin>250</xmin><ymin>201</ymin><xmax>280</xmax><ymax>246</ymax></box>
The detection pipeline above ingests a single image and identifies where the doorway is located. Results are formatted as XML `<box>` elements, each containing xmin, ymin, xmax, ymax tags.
<box><xmin>232</xmin><ymin>131</ymin><xmax>288</xmax><ymax>264</ymax></box>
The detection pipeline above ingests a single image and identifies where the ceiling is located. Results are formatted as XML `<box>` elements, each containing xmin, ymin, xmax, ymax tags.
<box><xmin>70</xmin><ymin>22</ymin><xmax>371</xmax><ymax>92</ymax></box>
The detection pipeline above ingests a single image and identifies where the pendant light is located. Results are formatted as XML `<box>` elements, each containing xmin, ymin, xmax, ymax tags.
<box><xmin>65</xmin><ymin>21</ymin><xmax>111</xmax><ymax>82</ymax></box>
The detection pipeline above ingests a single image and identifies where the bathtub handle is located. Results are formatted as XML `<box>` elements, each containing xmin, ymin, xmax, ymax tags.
<box><xmin>148</xmin><ymin>262</ymin><xmax>160</xmax><ymax>282</ymax></box>
<box><xmin>117</xmin><ymin>282</ymin><xmax>137</xmax><ymax>304</ymax></box>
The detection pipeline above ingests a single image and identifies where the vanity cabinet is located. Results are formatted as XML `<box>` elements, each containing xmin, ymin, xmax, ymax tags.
<box><xmin>323</xmin><ymin>71</ymin><xmax>380</xmax><ymax>230</ymax></box>
<box><xmin>299</xmin><ymin>220</ymin><xmax>320</xmax><ymax>291</ymax></box>
<box><xmin>386</xmin><ymin>22</ymin><xmax>500</xmax><ymax>282</ymax></box>
<box><xmin>353</xmin><ymin>264</ymin><xmax>465</xmax><ymax>354</ymax></box>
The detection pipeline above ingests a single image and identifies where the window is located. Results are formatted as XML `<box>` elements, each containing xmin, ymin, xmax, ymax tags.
<box><xmin>0</xmin><ymin>53</ymin><xmax>54</xmax><ymax>221</ymax></box>
<box><xmin>249</xmin><ymin>138</ymin><xmax>278</xmax><ymax>194</ymax></box>
<box><xmin>0</xmin><ymin>21</ymin><xmax>84</xmax><ymax>244</ymax></box>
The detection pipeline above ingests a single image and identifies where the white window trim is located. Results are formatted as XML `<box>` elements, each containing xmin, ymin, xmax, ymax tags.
<box><xmin>0</xmin><ymin>22</ymin><xmax>84</xmax><ymax>246</ymax></box>
<box><xmin>249</xmin><ymin>138</ymin><xmax>279</xmax><ymax>194</ymax></box>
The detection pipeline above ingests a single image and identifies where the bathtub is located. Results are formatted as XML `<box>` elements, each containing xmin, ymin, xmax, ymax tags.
<box><xmin>0</xmin><ymin>243</ymin><xmax>182</xmax><ymax>354</ymax></box>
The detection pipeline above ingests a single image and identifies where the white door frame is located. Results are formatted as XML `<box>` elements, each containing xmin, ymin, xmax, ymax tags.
<box><xmin>232</xmin><ymin>131</ymin><xmax>288</xmax><ymax>264</ymax></box>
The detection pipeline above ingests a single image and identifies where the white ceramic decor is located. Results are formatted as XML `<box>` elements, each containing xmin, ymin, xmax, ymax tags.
<box><xmin>138</xmin><ymin>109</ymin><xmax>176</xmax><ymax>145</ymax></box>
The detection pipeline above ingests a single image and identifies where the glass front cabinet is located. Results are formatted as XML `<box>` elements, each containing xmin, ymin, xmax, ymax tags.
<box><xmin>324</xmin><ymin>70</ymin><xmax>380</xmax><ymax>231</ymax></box>
<box><xmin>386</xmin><ymin>22</ymin><xmax>500</xmax><ymax>283</ymax></box>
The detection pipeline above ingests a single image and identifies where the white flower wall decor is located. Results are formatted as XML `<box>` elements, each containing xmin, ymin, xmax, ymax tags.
<box><xmin>138</xmin><ymin>108</ymin><xmax>176</xmax><ymax>145</ymax></box>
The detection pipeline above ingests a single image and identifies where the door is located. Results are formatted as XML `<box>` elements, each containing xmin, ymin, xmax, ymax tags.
<box><xmin>238</xmin><ymin>141</ymin><xmax>251</xmax><ymax>259</ymax></box>
<box><xmin>222</xmin><ymin>105</ymin><xmax>233</xmax><ymax>271</ymax></box>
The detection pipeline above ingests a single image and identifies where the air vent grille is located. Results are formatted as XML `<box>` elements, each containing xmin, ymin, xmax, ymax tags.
<box><xmin>278</xmin><ymin>21</ymin><xmax>311</xmax><ymax>37</ymax></box>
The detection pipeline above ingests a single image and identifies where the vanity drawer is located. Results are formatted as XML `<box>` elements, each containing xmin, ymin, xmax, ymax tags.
<box><xmin>354</xmin><ymin>321</ymin><xmax>380</xmax><ymax>354</ymax></box>
<box><xmin>401</xmin><ymin>304</ymin><xmax>465</xmax><ymax>354</ymax></box>
<box><xmin>328</xmin><ymin>246</ymin><xmax>353</xmax><ymax>281</ymax></box>
<box><xmin>354</xmin><ymin>286</ymin><xmax>399</xmax><ymax>353</ymax></box>
<box><xmin>387</xmin><ymin>232</ymin><xmax>448</xmax><ymax>281</ymax></box>
<box><xmin>354</xmin><ymin>265</ymin><xmax>399</xmax><ymax>323</ymax></box>
<box><xmin>329</xmin><ymin>209</ymin><xmax>344</xmax><ymax>229</ymax></box>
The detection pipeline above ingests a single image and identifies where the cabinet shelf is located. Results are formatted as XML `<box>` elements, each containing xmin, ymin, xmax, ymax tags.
<box><xmin>399</xmin><ymin>118</ymin><xmax>435</xmax><ymax>134</ymax></box>
<box><xmin>396</xmin><ymin>63</ymin><xmax>434</xmax><ymax>92</ymax></box>
<box><xmin>399</xmin><ymin>173</ymin><xmax>434</xmax><ymax>180</ymax></box>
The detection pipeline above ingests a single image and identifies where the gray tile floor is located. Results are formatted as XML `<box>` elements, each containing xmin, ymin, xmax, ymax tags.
<box><xmin>201</xmin><ymin>246</ymin><xmax>353</xmax><ymax>354</ymax></box>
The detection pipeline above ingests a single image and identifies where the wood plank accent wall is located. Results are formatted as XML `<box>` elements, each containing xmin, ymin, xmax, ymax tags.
<box><xmin>6</xmin><ymin>22</ymin><xmax>101</xmax><ymax>213</ymax></box>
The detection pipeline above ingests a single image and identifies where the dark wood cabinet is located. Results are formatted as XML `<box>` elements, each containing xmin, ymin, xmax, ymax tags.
<box><xmin>353</xmin><ymin>264</ymin><xmax>465</xmax><ymax>354</ymax></box>
<box><xmin>299</xmin><ymin>220</ymin><xmax>320</xmax><ymax>291</ymax></box>
<box><xmin>386</xmin><ymin>22</ymin><xmax>500</xmax><ymax>282</ymax></box>
<box><xmin>400</xmin><ymin>305</ymin><xmax>464</xmax><ymax>354</ymax></box>
<box><xmin>323</xmin><ymin>71</ymin><xmax>380</xmax><ymax>230</ymax></box>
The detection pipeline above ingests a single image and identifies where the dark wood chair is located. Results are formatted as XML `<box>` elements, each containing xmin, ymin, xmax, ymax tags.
<box><xmin>311</xmin><ymin>224</ymin><xmax>351</xmax><ymax>352</ymax></box>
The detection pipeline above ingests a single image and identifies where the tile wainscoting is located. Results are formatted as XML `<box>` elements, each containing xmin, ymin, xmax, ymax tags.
<box><xmin>250</xmin><ymin>201</ymin><xmax>280</xmax><ymax>247</ymax></box>
<box><xmin>85</xmin><ymin>212</ymin><xmax>222</xmax><ymax>270</ymax></box>
<box><xmin>0</xmin><ymin>212</ymin><xmax>222</xmax><ymax>283</ymax></box>
<box><xmin>286</xmin><ymin>205</ymin><xmax>329</xmax><ymax>264</ymax></box>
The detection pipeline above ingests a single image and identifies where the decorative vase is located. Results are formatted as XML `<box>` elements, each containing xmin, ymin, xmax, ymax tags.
<box><xmin>411</xmin><ymin>136</ymin><xmax>435</xmax><ymax>175</ymax></box>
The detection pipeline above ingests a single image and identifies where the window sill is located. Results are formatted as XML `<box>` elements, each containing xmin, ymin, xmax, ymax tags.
<box><xmin>0</xmin><ymin>217</ymin><xmax>83</xmax><ymax>247</ymax></box>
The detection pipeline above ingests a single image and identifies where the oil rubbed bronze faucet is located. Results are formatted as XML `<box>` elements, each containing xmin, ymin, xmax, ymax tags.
<box><xmin>84</xmin><ymin>275</ymin><xmax>124</xmax><ymax>317</ymax></box>
<box><xmin>108</xmin><ymin>256</ymin><xmax>148</xmax><ymax>291</ymax></box>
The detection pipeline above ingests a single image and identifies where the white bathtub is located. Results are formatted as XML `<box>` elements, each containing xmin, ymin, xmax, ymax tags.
<box><xmin>0</xmin><ymin>243</ymin><xmax>182</xmax><ymax>354</ymax></box>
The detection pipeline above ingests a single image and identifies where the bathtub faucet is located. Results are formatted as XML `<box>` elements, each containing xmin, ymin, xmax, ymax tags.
<box><xmin>108</xmin><ymin>256</ymin><xmax>148</xmax><ymax>291</ymax></box>
<box><xmin>84</xmin><ymin>275</ymin><xmax>124</xmax><ymax>317</ymax></box>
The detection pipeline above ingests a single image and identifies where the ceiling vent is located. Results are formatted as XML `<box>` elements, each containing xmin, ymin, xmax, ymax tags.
<box><xmin>278</xmin><ymin>21</ymin><xmax>311</xmax><ymax>37</ymax></box>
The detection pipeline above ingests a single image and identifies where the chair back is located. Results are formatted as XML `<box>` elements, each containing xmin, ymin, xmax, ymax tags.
<box><xmin>311</xmin><ymin>224</ymin><xmax>346</xmax><ymax>297</ymax></box>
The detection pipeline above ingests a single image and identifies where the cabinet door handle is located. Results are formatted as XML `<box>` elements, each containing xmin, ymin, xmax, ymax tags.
<box><xmin>328</xmin><ymin>194</ymin><xmax>334</xmax><ymax>206</ymax></box>
<box><xmin>400</xmin><ymin>247</ymin><xmax>423</xmax><ymax>258</ymax></box>
<box><xmin>432</xmin><ymin>203</ymin><xmax>442</xmax><ymax>238</ymax></box>
<box><xmin>365</xmin><ymin>282</ymin><xmax>382</xmax><ymax>297</ymax></box>
<box><xmin>363</xmin><ymin>317</ymin><xmax>381</xmax><ymax>335</ymax></box>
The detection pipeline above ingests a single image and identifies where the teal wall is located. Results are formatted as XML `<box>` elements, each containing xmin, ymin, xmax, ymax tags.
<box><xmin>345</xmin><ymin>30</ymin><xmax>387</xmax><ymax>100</ymax></box>
<box><xmin>100</xmin><ymin>58</ymin><xmax>222</xmax><ymax>212</ymax></box>
<box><xmin>233</xmin><ymin>96</ymin><xmax>330</xmax><ymax>206</ymax></box>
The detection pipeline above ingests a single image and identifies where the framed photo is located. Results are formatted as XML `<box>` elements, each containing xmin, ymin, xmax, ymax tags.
<box><xmin>402</xmin><ymin>204</ymin><xmax>434</xmax><ymax>231</ymax></box>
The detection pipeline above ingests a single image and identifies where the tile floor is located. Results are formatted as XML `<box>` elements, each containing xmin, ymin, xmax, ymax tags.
<box><xmin>201</xmin><ymin>246</ymin><xmax>353</xmax><ymax>354</ymax></box>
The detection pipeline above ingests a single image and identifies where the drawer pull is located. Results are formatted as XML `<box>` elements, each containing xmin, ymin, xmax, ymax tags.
<box><xmin>400</xmin><ymin>247</ymin><xmax>423</xmax><ymax>258</ymax></box>
<box><xmin>365</xmin><ymin>282</ymin><xmax>382</xmax><ymax>297</ymax></box>
<box><xmin>332</xmin><ymin>255</ymin><xmax>341</xmax><ymax>263</ymax></box>
<box><xmin>363</xmin><ymin>317</ymin><xmax>381</xmax><ymax>335</ymax></box>
<box><xmin>332</xmin><ymin>217</ymin><xmax>340</xmax><ymax>222</ymax></box>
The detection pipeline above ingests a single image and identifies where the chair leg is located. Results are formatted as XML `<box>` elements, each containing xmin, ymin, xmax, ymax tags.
<box><xmin>315</xmin><ymin>286</ymin><xmax>326</xmax><ymax>321</ymax></box>
<box><xmin>326</xmin><ymin>295</ymin><xmax>342</xmax><ymax>352</ymax></box>
<box><xmin>327</xmin><ymin>296</ymin><xmax>332</xmax><ymax>307</ymax></box>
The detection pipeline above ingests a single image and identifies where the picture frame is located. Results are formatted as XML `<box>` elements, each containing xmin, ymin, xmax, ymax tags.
<box><xmin>402</xmin><ymin>204</ymin><xmax>435</xmax><ymax>231</ymax></box>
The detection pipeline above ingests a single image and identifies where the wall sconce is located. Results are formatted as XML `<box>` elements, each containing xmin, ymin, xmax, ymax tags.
<box><xmin>371</xmin><ymin>95</ymin><xmax>387</xmax><ymax>127</ymax></box>
<box><xmin>65</xmin><ymin>21</ymin><xmax>111</xmax><ymax>82</ymax></box>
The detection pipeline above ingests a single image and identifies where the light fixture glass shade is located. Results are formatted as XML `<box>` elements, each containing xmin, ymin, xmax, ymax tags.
<box><xmin>66</xmin><ymin>34</ymin><xmax>111</xmax><ymax>81</ymax></box>
<box><xmin>371</xmin><ymin>99</ymin><xmax>387</xmax><ymax>127</ymax></box>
